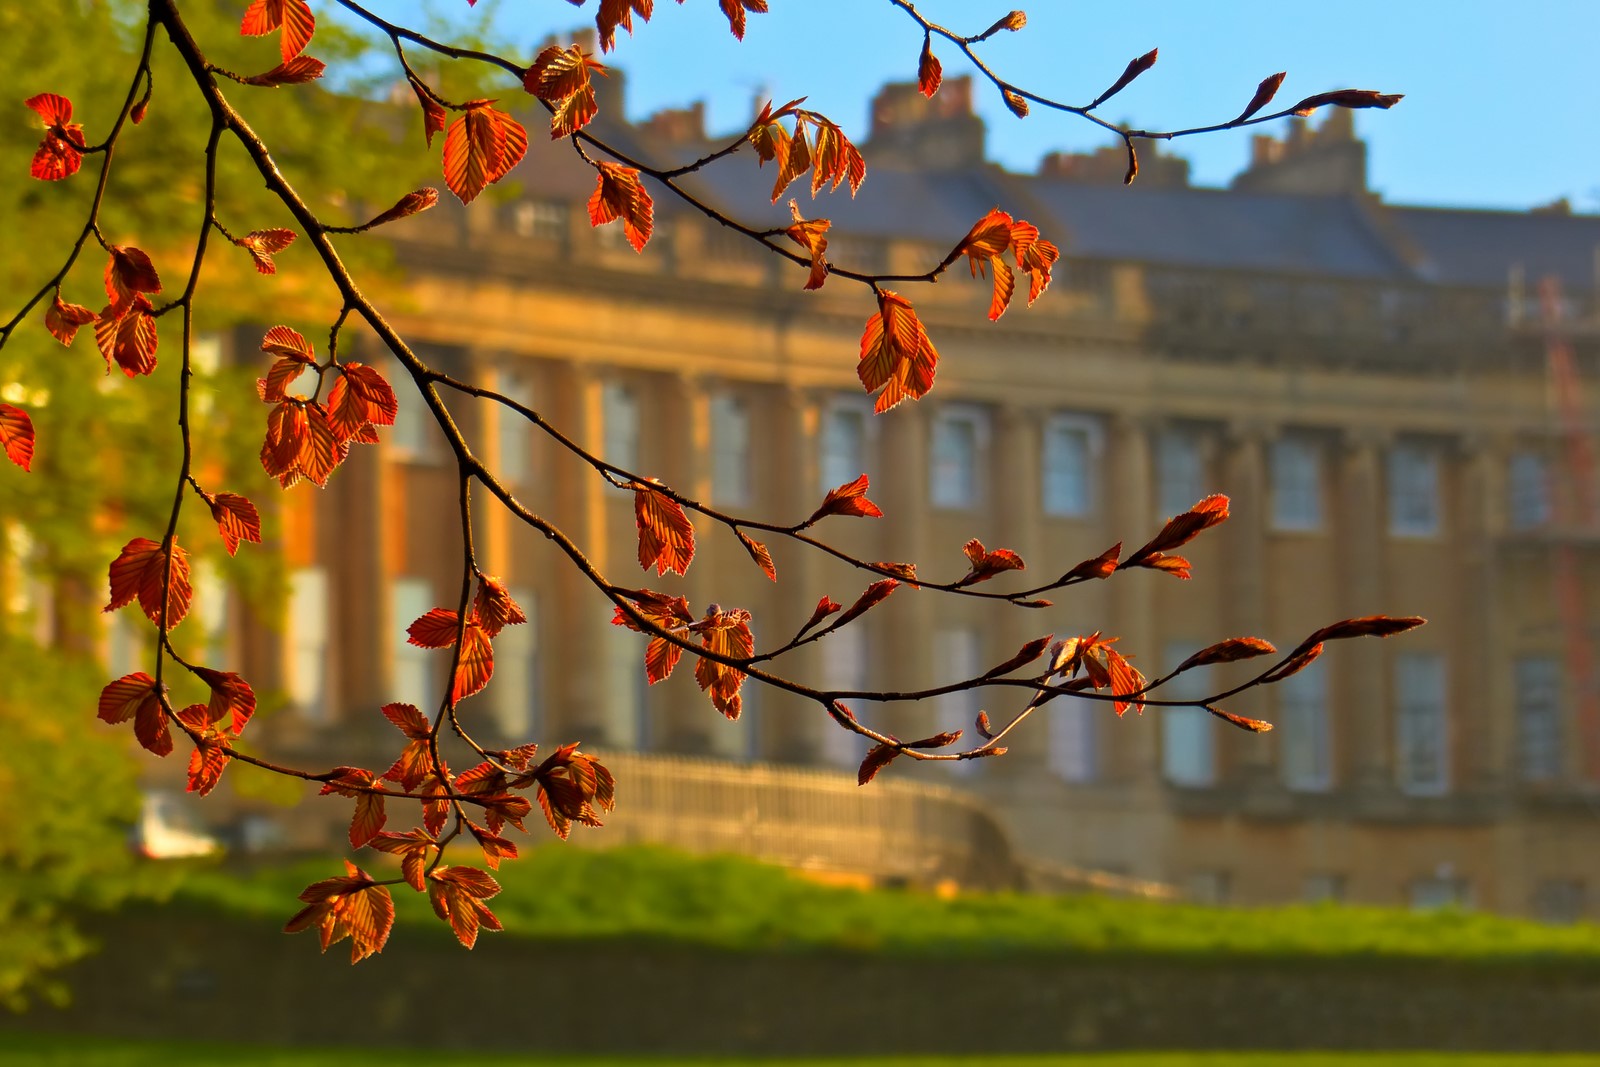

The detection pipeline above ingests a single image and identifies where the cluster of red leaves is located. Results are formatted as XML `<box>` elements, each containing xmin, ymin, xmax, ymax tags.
<box><xmin>750</xmin><ymin>99</ymin><xmax>866</xmax><ymax>203</ymax></box>
<box><xmin>585</xmin><ymin>0</ymin><xmax>768</xmax><ymax>52</ymax></box>
<box><xmin>1050</xmin><ymin>632</ymin><xmax>1147</xmax><ymax>717</ymax></box>
<box><xmin>232</xmin><ymin>227</ymin><xmax>296</xmax><ymax>274</ymax></box>
<box><xmin>784</xmin><ymin>200</ymin><xmax>831</xmax><ymax>291</ymax></box>
<box><xmin>953</xmin><ymin>208</ymin><xmax>1060</xmax><ymax>320</ymax></box>
<box><xmin>633</xmin><ymin>481</ymin><xmax>695</xmax><ymax>575</ymax></box>
<box><xmin>958</xmin><ymin>538</ymin><xmax>1025</xmax><ymax>585</ymax></box>
<box><xmin>523</xmin><ymin>44</ymin><xmax>608</xmax><ymax>138</ymax></box>
<box><xmin>611</xmin><ymin>592</ymin><xmax>754</xmax><ymax>719</ymax></box>
<box><xmin>25</xmin><ymin>94</ymin><xmax>84</xmax><ymax>181</ymax></box>
<box><xmin>441</xmin><ymin>101</ymin><xmax>527</xmax><ymax>205</ymax></box>
<box><xmin>404</xmin><ymin>577</ymin><xmax>529</xmax><ymax>705</ymax></box>
<box><xmin>1121</xmin><ymin>493</ymin><xmax>1231</xmax><ymax>580</ymax></box>
<box><xmin>588</xmin><ymin>162</ymin><xmax>655</xmax><ymax>252</ymax></box>
<box><xmin>858</xmin><ymin>290</ymin><xmax>938</xmax><ymax>413</ymax></box>
<box><xmin>98</xmin><ymin>665</ymin><xmax>255</xmax><ymax>775</ymax></box>
<box><xmin>284</xmin><ymin>861</ymin><xmax>394</xmax><ymax>964</ymax></box>
<box><xmin>240</xmin><ymin>0</ymin><xmax>315</xmax><ymax>63</ymax></box>
<box><xmin>255</xmin><ymin>326</ymin><xmax>396</xmax><ymax>488</ymax></box>
<box><xmin>93</xmin><ymin>246</ymin><xmax>162</xmax><ymax>377</ymax></box>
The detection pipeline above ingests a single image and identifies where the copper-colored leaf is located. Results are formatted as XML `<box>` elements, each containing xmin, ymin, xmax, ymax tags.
<box><xmin>857</xmin><ymin>291</ymin><xmax>938</xmax><ymax>413</ymax></box>
<box><xmin>233</xmin><ymin>227</ymin><xmax>297</xmax><ymax>274</ymax></box>
<box><xmin>93</xmin><ymin>296</ymin><xmax>158</xmax><ymax>377</ymax></box>
<box><xmin>960</xmin><ymin>538</ymin><xmax>1025</xmax><ymax>584</ymax></box>
<box><xmin>362</xmin><ymin>188</ymin><xmax>440</xmax><ymax>229</ymax></box>
<box><xmin>736</xmin><ymin>530</ymin><xmax>777</xmax><ymax>582</ymax></box>
<box><xmin>407</xmin><ymin>608</ymin><xmax>462</xmax><ymax>649</ymax></box>
<box><xmin>1289</xmin><ymin>89</ymin><xmax>1404</xmax><ymax>116</ymax></box>
<box><xmin>284</xmin><ymin>863</ymin><xmax>393</xmax><ymax>964</ymax></box>
<box><xmin>694</xmin><ymin>606</ymin><xmax>754</xmax><ymax>719</ymax></box>
<box><xmin>1264</xmin><ymin>641</ymin><xmax>1324</xmax><ymax>683</ymax></box>
<box><xmin>104</xmin><ymin>245</ymin><xmax>162</xmax><ymax>308</ymax></box>
<box><xmin>836</xmin><ymin>578</ymin><xmax>898</xmax><ymax>628</ymax></box>
<box><xmin>243</xmin><ymin>55</ymin><xmax>326</xmax><ymax>87</ymax></box>
<box><xmin>983</xmin><ymin>635</ymin><xmax>1053</xmax><ymax>679</ymax></box>
<box><xmin>1235</xmin><ymin>72</ymin><xmax>1287</xmax><ymax>123</ymax></box>
<box><xmin>1303</xmin><ymin>615</ymin><xmax>1428</xmax><ymax>646</ymax></box>
<box><xmin>442</xmin><ymin>101</ymin><xmax>528</xmax><ymax>205</ymax></box>
<box><xmin>240</xmin><ymin>0</ymin><xmax>316</xmax><ymax>62</ymax></box>
<box><xmin>105</xmin><ymin>536</ymin><xmax>191</xmax><ymax>630</ymax></box>
<box><xmin>25</xmin><ymin>93</ymin><xmax>85</xmax><ymax>182</ymax></box>
<box><xmin>44</xmin><ymin>294</ymin><xmax>95</xmax><ymax>347</ymax></box>
<box><xmin>194</xmin><ymin>667</ymin><xmax>258</xmax><ymax>734</ymax></box>
<box><xmin>473</xmin><ymin>575</ymin><xmax>527</xmax><ymax>638</ymax></box>
<box><xmin>858</xmin><ymin>742</ymin><xmax>900</xmax><ymax>785</ymax></box>
<box><xmin>1104</xmin><ymin>646</ymin><xmax>1146</xmax><ymax>717</ymax></box>
<box><xmin>808</xmin><ymin>474</ymin><xmax>883</xmax><ymax>523</ymax></box>
<box><xmin>453</xmin><ymin>621</ymin><xmax>494</xmax><ymax>703</ymax></box>
<box><xmin>0</xmin><ymin>404</ymin><xmax>35</xmax><ymax>472</ymax></box>
<box><xmin>412</xmin><ymin>81</ymin><xmax>447</xmax><ymax>147</ymax></box>
<box><xmin>208</xmin><ymin>492</ymin><xmax>262</xmax><ymax>556</ymax></box>
<box><xmin>633</xmin><ymin>482</ymin><xmax>695</xmax><ymax>576</ymax></box>
<box><xmin>801</xmin><ymin>596</ymin><xmax>842</xmax><ymax>634</ymax></box>
<box><xmin>1175</xmin><ymin>637</ymin><xmax>1277</xmax><ymax>673</ymax></box>
<box><xmin>1207</xmin><ymin>706</ymin><xmax>1274</xmax><ymax>733</ymax></box>
<box><xmin>427</xmin><ymin>866</ymin><xmax>502</xmax><ymax>949</ymax></box>
<box><xmin>98</xmin><ymin>673</ymin><xmax>171</xmax><ymax>757</ymax></box>
<box><xmin>917</xmin><ymin>36</ymin><xmax>942</xmax><ymax>98</ymax></box>
<box><xmin>1092</xmin><ymin>48</ymin><xmax>1158</xmax><ymax>109</ymax></box>
<box><xmin>718</xmin><ymin>0</ymin><xmax>768</xmax><ymax>40</ymax></box>
<box><xmin>1064</xmin><ymin>542</ymin><xmax>1121</xmax><ymax>582</ymax></box>
<box><xmin>1125</xmin><ymin>494</ymin><xmax>1230</xmax><ymax>566</ymax></box>
<box><xmin>783</xmin><ymin>199</ymin><xmax>830</xmax><ymax>291</ymax></box>
<box><xmin>587</xmin><ymin>162</ymin><xmax>654</xmax><ymax>251</ymax></box>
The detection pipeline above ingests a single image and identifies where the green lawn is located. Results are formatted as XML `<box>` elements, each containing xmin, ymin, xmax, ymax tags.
<box><xmin>164</xmin><ymin>845</ymin><xmax>1600</xmax><ymax>964</ymax></box>
<box><xmin>4</xmin><ymin>1035</ymin><xmax>1600</xmax><ymax>1067</ymax></box>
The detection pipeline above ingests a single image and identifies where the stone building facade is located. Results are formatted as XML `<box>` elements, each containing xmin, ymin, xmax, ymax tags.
<box><xmin>207</xmin><ymin>77</ymin><xmax>1600</xmax><ymax>918</ymax></box>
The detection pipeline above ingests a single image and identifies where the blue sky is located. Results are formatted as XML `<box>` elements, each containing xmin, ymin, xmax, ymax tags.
<box><xmin>373</xmin><ymin>0</ymin><xmax>1600</xmax><ymax>213</ymax></box>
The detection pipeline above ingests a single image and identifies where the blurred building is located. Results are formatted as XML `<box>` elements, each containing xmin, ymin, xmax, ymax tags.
<box><xmin>169</xmin><ymin>73</ymin><xmax>1600</xmax><ymax>918</ymax></box>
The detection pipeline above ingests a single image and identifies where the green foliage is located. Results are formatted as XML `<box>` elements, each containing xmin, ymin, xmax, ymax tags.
<box><xmin>2</xmin><ymin>1034</ymin><xmax>1598</xmax><ymax>1066</ymax></box>
<box><xmin>0</xmin><ymin>642</ymin><xmax>158</xmax><ymax>1010</ymax></box>
<box><xmin>171</xmin><ymin>845</ymin><xmax>1600</xmax><ymax>964</ymax></box>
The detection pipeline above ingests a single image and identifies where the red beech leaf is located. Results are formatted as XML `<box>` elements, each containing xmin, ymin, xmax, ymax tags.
<box><xmin>960</xmin><ymin>538</ymin><xmax>1025</xmax><ymax>584</ymax></box>
<box><xmin>412</xmin><ymin>83</ymin><xmax>447</xmax><ymax>147</ymax></box>
<box><xmin>984</xmin><ymin>635</ymin><xmax>1053</xmax><ymax>678</ymax></box>
<box><xmin>808</xmin><ymin>474</ymin><xmax>883</xmax><ymax>523</ymax></box>
<box><xmin>633</xmin><ymin>483</ymin><xmax>695</xmax><ymax>576</ymax></box>
<box><xmin>0</xmin><ymin>404</ymin><xmax>35</xmax><ymax>472</ymax></box>
<box><xmin>98</xmin><ymin>673</ymin><xmax>172</xmax><ymax>758</ymax></box>
<box><xmin>783</xmin><ymin>199</ymin><xmax>830</xmax><ymax>291</ymax></box>
<box><xmin>363</xmin><ymin>188</ymin><xmax>439</xmax><ymax>229</ymax></box>
<box><xmin>240</xmin><ymin>0</ymin><xmax>316</xmax><ymax>62</ymax></box>
<box><xmin>380</xmin><ymin>702</ymin><xmax>431</xmax><ymax>740</ymax></box>
<box><xmin>350</xmin><ymin>792</ymin><xmax>386</xmax><ymax>849</ymax></box>
<box><xmin>836</xmin><ymin>579</ymin><xmax>898</xmax><ymax>628</ymax></box>
<box><xmin>427</xmin><ymin>866</ymin><xmax>502</xmax><ymax>949</ymax></box>
<box><xmin>105</xmin><ymin>537</ymin><xmax>191</xmax><ymax>630</ymax></box>
<box><xmin>1092</xmin><ymin>48</ymin><xmax>1158</xmax><ymax>109</ymax></box>
<box><xmin>93</xmin><ymin>295</ymin><xmax>158</xmax><ymax>377</ymax></box>
<box><xmin>1207</xmin><ymin>707</ymin><xmax>1274</xmax><ymax>733</ymax></box>
<box><xmin>917</xmin><ymin>37</ymin><xmax>942</xmax><ymax>98</ymax></box>
<box><xmin>260</xmin><ymin>324</ymin><xmax>314</xmax><ymax>362</ymax></box>
<box><xmin>1064</xmin><ymin>542</ymin><xmax>1121</xmax><ymax>582</ymax></box>
<box><xmin>1104</xmin><ymin>646</ymin><xmax>1146</xmax><ymax>717</ymax></box>
<box><xmin>44</xmin><ymin>294</ymin><xmax>95</xmax><ymax>347</ymax></box>
<box><xmin>1125</xmin><ymin>494</ymin><xmax>1230</xmax><ymax>566</ymax></box>
<box><xmin>209</xmin><ymin>492</ymin><xmax>262</xmax><ymax>556</ymax></box>
<box><xmin>1290</xmin><ymin>89</ymin><xmax>1404</xmax><ymax>116</ymax></box>
<box><xmin>407</xmin><ymin>608</ymin><xmax>462</xmax><ymax>649</ymax></box>
<box><xmin>1175</xmin><ymin>637</ymin><xmax>1277</xmax><ymax>673</ymax></box>
<box><xmin>694</xmin><ymin>606</ymin><xmax>754</xmax><ymax>719</ymax></box>
<box><xmin>243</xmin><ymin>55</ymin><xmax>326</xmax><ymax>86</ymax></box>
<box><xmin>1264</xmin><ymin>642</ymin><xmax>1324</xmax><ymax>683</ymax></box>
<box><xmin>1236</xmin><ymin>71</ymin><xmax>1287</xmax><ymax>123</ymax></box>
<box><xmin>801</xmin><ymin>596</ymin><xmax>842</xmax><ymax>634</ymax></box>
<box><xmin>718</xmin><ymin>0</ymin><xmax>768</xmax><ymax>39</ymax></box>
<box><xmin>588</xmin><ymin>162</ymin><xmax>654</xmax><ymax>251</ymax></box>
<box><xmin>194</xmin><ymin>667</ymin><xmax>258</xmax><ymax>734</ymax></box>
<box><xmin>284</xmin><ymin>863</ymin><xmax>393</xmax><ymax>964</ymax></box>
<box><xmin>736</xmin><ymin>530</ymin><xmax>777</xmax><ymax>582</ymax></box>
<box><xmin>233</xmin><ymin>228</ymin><xmax>297</xmax><ymax>274</ymax></box>
<box><xmin>907</xmin><ymin>730</ymin><xmax>962</xmax><ymax>749</ymax></box>
<box><xmin>975</xmin><ymin>711</ymin><xmax>994</xmax><ymax>739</ymax></box>
<box><xmin>185</xmin><ymin>735</ymin><xmax>231</xmax><ymax>797</ymax></box>
<box><xmin>1302</xmin><ymin>615</ymin><xmax>1428</xmax><ymax>647</ymax></box>
<box><xmin>442</xmin><ymin>101</ymin><xmax>528</xmax><ymax>205</ymax></box>
<box><xmin>858</xmin><ymin>290</ymin><xmax>938</xmax><ymax>413</ymax></box>
<box><xmin>104</xmin><ymin>245</ymin><xmax>161</xmax><ymax>308</ymax></box>
<box><xmin>453</xmin><ymin>621</ymin><xmax>495</xmax><ymax>703</ymax></box>
<box><xmin>858</xmin><ymin>742</ymin><xmax>900</xmax><ymax>785</ymax></box>
<box><xmin>25</xmin><ymin>93</ymin><xmax>86</xmax><ymax>182</ymax></box>
<box><xmin>473</xmin><ymin>575</ymin><xmax>527</xmax><ymax>638</ymax></box>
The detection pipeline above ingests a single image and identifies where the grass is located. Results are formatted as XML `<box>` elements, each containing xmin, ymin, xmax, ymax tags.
<box><xmin>160</xmin><ymin>844</ymin><xmax>1600</xmax><ymax>964</ymax></box>
<box><xmin>4</xmin><ymin>1036</ymin><xmax>1600</xmax><ymax>1067</ymax></box>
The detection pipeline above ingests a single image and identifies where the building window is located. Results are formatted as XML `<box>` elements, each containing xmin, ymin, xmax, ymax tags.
<box><xmin>1279</xmin><ymin>662</ymin><xmax>1332</xmax><ymax>792</ymax></box>
<box><xmin>494</xmin><ymin>367</ymin><xmax>532</xmax><ymax>486</ymax></box>
<box><xmin>1409</xmin><ymin>874</ymin><xmax>1470</xmax><ymax>911</ymax></box>
<box><xmin>512</xmin><ymin>199</ymin><xmax>566</xmax><ymax>240</ymax></box>
<box><xmin>1395</xmin><ymin>652</ymin><xmax>1448</xmax><ymax>795</ymax></box>
<box><xmin>930</xmin><ymin>405</ymin><xmax>987</xmax><ymax>510</ymax></box>
<box><xmin>1160</xmin><ymin>641</ymin><xmax>1215</xmax><ymax>787</ymax></box>
<box><xmin>1042</xmin><ymin>414</ymin><xmax>1101</xmax><ymax>518</ymax></box>
<box><xmin>821</xmin><ymin>630</ymin><xmax>869</xmax><ymax>769</ymax></box>
<box><xmin>1048</xmin><ymin>700</ymin><xmax>1098</xmax><ymax>783</ymax></box>
<box><xmin>1387</xmin><ymin>442</ymin><xmax>1440</xmax><ymax>537</ymax></box>
<box><xmin>1303</xmin><ymin>873</ymin><xmax>1346</xmax><ymax>903</ymax></box>
<box><xmin>289</xmin><ymin>567</ymin><xmax>330</xmax><ymax>722</ymax></box>
<box><xmin>819</xmin><ymin>397</ymin><xmax>870</xmax><ymax>493</ymax></box>
<box><xmin>489</xmin><ymin>588</ymin><xmax>538</xmax><ymax>739</ymax></box>
<box><xmin>392</xmin><ymin>576</ymin><xmax>434</xmax><ymax>709</ymax></box>
<box><xmin>191</xmin><ymin>558</ymin><xmax>231</xmax><ymax>670</ymax></box>
<box><xmin>602</xmin><ymin>380</ymin><xmax>639</xmax><ymax>474</ymax></box>
<box><xmin>1270</xmin><ymin>435</ymin><xmax>1323</xmax><ymax>531</ymax></box>
<box><xmin>387</xmin><ymin>362</ymin><xmax>433</xmax><ymax>461</ymax></box>
<box><xmin>710</xmin><ymin>391</ymin><xmax>751</xmax><ymax>506</ymax></box>
<box><xmin>1532</xmin><ymin>879</ymin><xmax>1586</xmax><ymax>925</ymax></box>
<box><xmin>1515</xmin><ymin>656</ymin><xmax>1563</xmax><ymax>783</ymax></box>
<box><xmin>1508</xmin><ymin>451</ymin><xmax>1552</xmax><ymax>530</ymax></box>
<box><xmin>935</xmin><ymin>627</ymin><xmax>983</xmax><ymax>775</ymax></box>
<box><xmin>1156</xmin><ymin>427</ymin><xmax>1205</xmax><ymax>517</ymax></box>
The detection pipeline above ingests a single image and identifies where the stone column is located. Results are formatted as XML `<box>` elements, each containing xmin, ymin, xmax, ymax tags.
<box><xmin>761</xmin><ymin>387</ymin><xmax>829</xmax><ymax>764</ymax></box>
<box><xmin>1109</xmin><ymin>412</ymin><xmax>1159</xmax><ymax>787</ymax></box>
<box><xmin>1336</xmin><ymin>426</ymin><xmax>1391</xmax><ymax>790</ymax></box>
<box><xmin>659</xmin><ymin>372</ymin><xmax>720</xmax><ymax>756</ymax></box>
<box><xmin>1220</xmin><ymin>419</ymin><xmax>1274</xmax><ymax>785</ymax></box>
<box><xmin>1457</xmin><ymin>433</ymin><xmax>1507</xmax><ymax>790</ymax></box>
<box><xmin>876</xmin><ymin>400</ymin><xmax>931</xmax><ymax>742</ymax></box>
<box><xmin>993</xmin><ymin>403</ymin><xmax>1049</xmax><ymax>773</ymax></box>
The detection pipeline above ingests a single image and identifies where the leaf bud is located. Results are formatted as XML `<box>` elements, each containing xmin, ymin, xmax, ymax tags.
<box><xmin>1003</xmin><ymin>89</ymin><xmax>1029</xmax><ymax>118</ymax></box>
